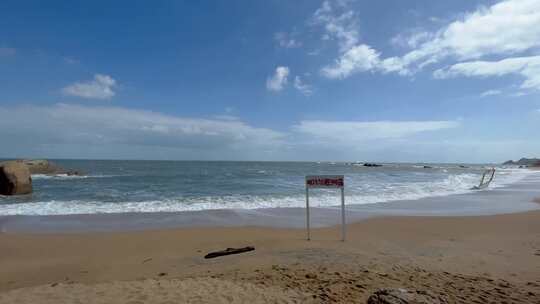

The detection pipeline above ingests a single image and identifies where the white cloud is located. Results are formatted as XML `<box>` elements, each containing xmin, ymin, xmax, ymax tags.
<box><xmin>321</xmin><ymin>44</ymin><xmax>381</xmax><ymax>79</ymax></box>
<box><xmin>434</xmin><ymin>56</ymin><xmax>540</xmax><ymax>90</ymax></box>
<box><xmin>436</xmin><ymin>0</ymin><xmax>540</xmax><ymax>59</ymax></box>
<box><xmin>0</xmin><ymin>47</ymin><xmax>16</xmax><ymax>56</ymax></box>
<box><xmin>392</xmin><ymin>0</ymin><xmax>540</xmax><ymax>70</ymax></box>
<box><xmin>293</xmin><ymin>120</ymin><xmax>460</xmax><ymax>143</ymax></box>
<box><xmin>321</xmin><ymin>44</ymin><xmax>413</xmax><ymax>78</ymax></box>
<box><xmin>511</xmin><ymin>91</ymin><xmax>528</xmax><ymax>97</ymax></box>
<box><xmin>293</xmin><ymin>76</ymin><xmax>313</xmax><ymax>96</ymax></box>
<box><xmin>480</xmin><ymin>90</ymin><xmax>502</xmax><ymax>97</ymax></box>
<box><xmin>312</xmin><ymin>1</ymin><xmax>359</xmax><ymax>52</ymax></box>
<box><xmin>266</xmin><ymin>66</ymin><xmax>290</xmax><ymax>92</ymax></box>
<box><xmin>0</xmin><ymin>104</ymin><xmax>284</xmax><ymax>152</ymax></box>
<box><xmin>274</xmin><ymin>32</ymin><xmax>301</xmax><ymax>48</ymax></box>
<box><xmin>0</xmin><ymin>104</ymin><xmax>467</xmax><ymax>161</ymax></box>
<box><xmin>62</xmin><ymin>74</ymin><xmax>117</xmax><ymax>100</ymax></box>
<box><xmin>391</xmin><ymin>30</ymin><xmax>434</xmax><ymax>49</ymax></box>
<box><xmin>319</xmin><ymin>0</ymin><xmax>540</xmax><ymax>83</ymax></box>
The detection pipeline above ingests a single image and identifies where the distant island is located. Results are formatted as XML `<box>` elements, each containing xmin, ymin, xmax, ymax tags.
<box><xmin>502</xmin><ymin>158</ymin><xmax>540</xmax><ymax>167</ymax></box>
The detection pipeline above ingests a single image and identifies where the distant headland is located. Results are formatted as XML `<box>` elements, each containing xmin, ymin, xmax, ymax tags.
<box><xmin>502</xmin><ymin>158</ymin><xmax>540</xmax><ymax>167</ymax></box>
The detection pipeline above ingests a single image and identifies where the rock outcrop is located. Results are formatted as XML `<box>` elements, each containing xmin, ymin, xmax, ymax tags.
<box><xmin>0</xmin><ymin>161</ymin><xmax>32</xmax><ymax>195</ymax></box>
<box><xmin>503</xmin><ymin>158</ymin><xmax>540</xmax><ymax>167</ymax></box>
<box><xmin>19</xmin><ymin>159</ymin><xmax>82</xmax><ymax>176</ymax></box>
<box><xmin>366</xmin><ymin>288</ymin><xmax>446</xmax><ymax>304</ymax></box>
<box><xmin>364</xmin><ymin>163</ymin><xmax>383</xmax><ymax>167</ymax></box>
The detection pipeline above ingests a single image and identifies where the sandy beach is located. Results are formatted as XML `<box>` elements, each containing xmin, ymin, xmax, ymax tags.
<box><xmin>3</xmin><ymin>0</ymin><xmax>540</xmax><ymax>302</ymax></box>
<box><xmin>1</xmin><ymin>209</ymin><xmax>539</xmax><ymax>303</ymax></box>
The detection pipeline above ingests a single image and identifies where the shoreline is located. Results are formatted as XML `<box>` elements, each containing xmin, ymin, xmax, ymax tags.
<box><xmin>2</xmin><ymin>170</ymin><xmax>540</xmax><ymax>302</ymax></box>
<box><xmin>2</xmin><ymin>169</ymin><xmax>539</xmax><ymax>233</ymax></box>
<box><xmin>1</xmin><ymin>162</ymin><xmax>532</xmax><ymax>216</ymax></box>
<box><xmin>1</xmin><ymin>210</ymin><xmax>539</xmax><ymax>303</ymax></box>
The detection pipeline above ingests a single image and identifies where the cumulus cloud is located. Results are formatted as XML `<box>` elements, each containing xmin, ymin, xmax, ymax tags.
<box><xmin>0</xmin><ymin>47</ymin><xmax>16</xmax><ymax>56</ymax></box>
<box><xmin>293</xmin><ymin>76</ymin><xmax>313</xmax><ymax>96</ymax></box>
<box><xmin>434</xmin><ymin>56</ymin><xmax>540</xmax><ymax>90</ymax></box>
<box><xmin>314</xmin><ymin>1</ymin><xmax>411</xmax><ymax>77</ymax></box>
<box><xmin>0</xmin><ymin>104</ymin><xmax>284</xmax><ymax>154</ymax></box>
<box><xmin>321</xmin><ymin>44</ymin><xmax>381</xmax><ymax>79</ymax></box>
<box><xmin>386</xmin><ymin>0</ymin><xmax>540</xmax><ymax>73</ymax></box>
<box><xmin>274</xmin><ymin>32</ymin><xmax>301</xmax><ymax>48</ymax></box>
<box><xmin>293</xmin><ymin>120</ymin><xmax>460</xmax><ymax>143</ymax></box>
<box><xmin>321</xmin><ymin>44</ymin><xmax>415</xmax><ymax>78</ymax></box>
<box><xmin>312</xmin><ymin>0</ymin><xmax>359</xmax><ymax>52</ymax></box>
<box><xmin>266</xmin><ymin>66</ymin><xmax>290</xmax><ymax>92</ymax></box>
<box><xmin>318</xmin><ymin>0</ymin><xmax>540</xmax><ymax>87</ymax></box>
<box><xmin>433</xmin><ymin>0</ymin><xmax>540</xmax><ymax>59</ymax></box>
<box><xmin>480</xmin><ymin>90</ymin><xmax>502</xmax><ymax>97</ymax></box>
<box><xmin>62</xmin><ymin>74</ymin><xmax>117</xmax><ymax>100</ymax></box>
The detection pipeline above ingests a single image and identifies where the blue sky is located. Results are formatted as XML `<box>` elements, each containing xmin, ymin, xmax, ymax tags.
<box><xmin>1</xmin><ymin>0</ymin><xmax>539</xmax><ymax>162</ymax></box>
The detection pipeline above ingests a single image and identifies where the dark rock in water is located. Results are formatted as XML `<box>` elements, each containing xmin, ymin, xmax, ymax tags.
<box><xmin>423</xmin><ymin>166</ymin><xmax>433</xmax><ymax>169</ymax></box>
<box><xmin>0</xmin><ymin>161</ymin><xmax>32</xmax><ymax>195</ymax></box>
<box><xmin>366</xmin><ymin>288</ymin><xmax>446</xmax><ymax>304</ymax></box>
<box><xmin>364</xmin><ymin>163</ymin><xmax>383</xmax><ymax>167</ymax></box>
<box><xmin>66</xmin><ymin>170</ymin><xmax>82</xmax><ymax>176</ymax></box>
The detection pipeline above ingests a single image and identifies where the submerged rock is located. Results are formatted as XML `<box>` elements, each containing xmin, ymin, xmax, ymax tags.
<box><xmin>366</xmin><ymin>288</ymin><xmax>446</xmax><ymax>304</ymax></box>
<box><xmin>0</xmin><ymin>161</ymin><xmax>32</xmax><ymax>195</ymax></box>
<box><xmin>364</xmin><ymin>163</ymin><xmax>383</xmax><ymax>167</ymax></box>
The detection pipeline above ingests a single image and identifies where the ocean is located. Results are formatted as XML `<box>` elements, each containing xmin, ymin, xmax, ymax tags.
<box><xmin>0</xmin><ymin>160</ymin><xmax>532</xmax><ymax>216</ymax></box>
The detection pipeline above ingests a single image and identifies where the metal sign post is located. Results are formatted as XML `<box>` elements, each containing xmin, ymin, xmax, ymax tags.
<box><xmin>305</xmin><ymin>175</ymin><xmax>346</xmax><ymax>241</ymax></box>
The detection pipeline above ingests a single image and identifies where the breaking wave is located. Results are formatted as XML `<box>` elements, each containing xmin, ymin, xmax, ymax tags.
<box><xmin>0</xmin><ymin>167</ymin><xmax>533</xmax><ymax>216</ymax></box>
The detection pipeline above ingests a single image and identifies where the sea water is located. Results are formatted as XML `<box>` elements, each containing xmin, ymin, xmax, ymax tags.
<box><xmin>0</xmin><ymin>160</ymin><xmax>532</xmax><ymax>216</ymax></box>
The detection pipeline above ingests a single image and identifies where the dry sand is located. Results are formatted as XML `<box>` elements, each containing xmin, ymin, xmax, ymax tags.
<box><xmin>1</xmin><ymin>210</ymin><xmax>540</xmax><ymax>303</ymax></box>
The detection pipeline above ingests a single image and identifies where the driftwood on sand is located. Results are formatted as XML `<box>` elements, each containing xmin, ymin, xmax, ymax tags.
<box><xmin>204</xmin><ymin>246</ymin><xmax>255</xmax><ymax>259</ymax></box>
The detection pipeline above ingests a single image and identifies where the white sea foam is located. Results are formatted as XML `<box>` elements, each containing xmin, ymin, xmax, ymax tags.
<box><xmin>31</xmin><ymin>174</ymin><xmax>89</xmax><ymax>180</ymax></box>
<box><xmin>489</xmin><ymin>167</ymin><xmax>532</xmax><ymax>188</ymax></box>
<box><xmin>31</xmin><ymin>174</ymin><xmax>116</xmax><ymax>180</ymax></box>
<box><xmin>0</xmin><ymin>168</ymin><xmax>535</xmax><ymax>216</ymax></box>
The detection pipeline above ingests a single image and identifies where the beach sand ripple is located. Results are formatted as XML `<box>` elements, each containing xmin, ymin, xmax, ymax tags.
<box><xmin>0</xmin><ymin>278</ymin><xmax>310</xmax><ymax>304</ymax></box>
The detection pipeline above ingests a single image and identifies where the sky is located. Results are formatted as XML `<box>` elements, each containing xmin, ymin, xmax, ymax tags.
<box><xmin>1</xmin><ymin>0</ymin><xmax>539</xmax><ymax>163</ymax></box>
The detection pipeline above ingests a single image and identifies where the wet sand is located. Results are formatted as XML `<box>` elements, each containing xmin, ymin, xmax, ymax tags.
<box><xmin>1</xmin><ymin>210</ymin><xmax>540</xmax><ymax>303</ymax></box>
